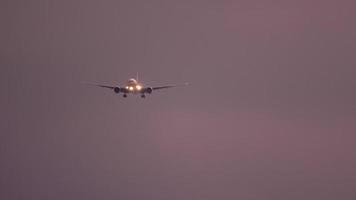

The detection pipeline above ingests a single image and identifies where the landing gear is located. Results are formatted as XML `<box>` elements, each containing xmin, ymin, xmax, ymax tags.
<box><xmin>123</xmin><ymin>94</ymin><xmax>127</xmax><ymax>98</ymax></box>
<box><xmin>141</xmin><ymin>94</ymin><xmax>146</xmax><ymax>98</ymax></box>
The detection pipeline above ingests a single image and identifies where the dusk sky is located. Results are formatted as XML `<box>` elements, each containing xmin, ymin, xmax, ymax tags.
<box><xmin>2</xmin><ymin>0</ymin><xmax>356</xmax><ymax>199</ymax></box>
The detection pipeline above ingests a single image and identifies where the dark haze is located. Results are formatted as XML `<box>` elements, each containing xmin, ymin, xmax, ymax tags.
<box><xmin>2</xmin><ymin>0</ymin><xmax>356</xmax><ymax>199</ymax></box>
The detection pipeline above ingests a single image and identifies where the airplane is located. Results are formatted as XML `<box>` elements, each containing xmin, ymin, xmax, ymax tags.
<box><xmin>86</xmin><ymin>76</ymin><xmax>188</xmax><ymax>98</ymax></box>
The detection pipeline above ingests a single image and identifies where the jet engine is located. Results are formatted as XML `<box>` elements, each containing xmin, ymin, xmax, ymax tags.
<box><xmin>114</xmin><ymin>87</ymin><xmax>121</xmax><ymax>93</ymax></box>
<box><xmin>146</xmin><ymin>87</ymin><xmax>153</xmax><ymax>94</ymax></box>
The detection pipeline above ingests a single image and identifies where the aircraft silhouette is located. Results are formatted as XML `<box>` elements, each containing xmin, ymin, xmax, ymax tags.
<box><xmin>86</xmin><ymin>76</ymin><xmax>188</xmax><ymax>98</ymax></box>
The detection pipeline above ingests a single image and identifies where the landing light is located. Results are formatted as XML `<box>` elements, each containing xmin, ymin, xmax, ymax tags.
<box><xmin>136</xmin><ymin>85</ymin><xmax>142</xmax><ymax>90</ymax></box>
<box><xmin>129</xmin><ymin>86</ymin><xmax>134</xmax><ymax>91</ymax></box>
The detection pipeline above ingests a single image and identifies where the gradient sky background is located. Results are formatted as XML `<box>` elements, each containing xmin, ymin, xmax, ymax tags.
<box><xmin>2</xmin><ymin>0</ymin><xmax>356</xmax><ymax>199</ymax></box>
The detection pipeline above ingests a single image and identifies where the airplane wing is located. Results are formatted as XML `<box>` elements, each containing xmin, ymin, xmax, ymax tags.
<box><xmin>152</xmin><ymin>83</ymin><xmax>189</xmax><ymax>90</ymax></box>
<box><xmin>152</xmin><ymin>85</ymin><xmax>176</xmax><ymax>90</ymax></box>
<box><xmin>93</xmin><ymin>84</ymin><xmax>116</xmax><ymax>89</ymax></box>
<box><xmin>82</xmin><ymin>82</ymin><xmax>116</xmax><ymax>89</ymax></box>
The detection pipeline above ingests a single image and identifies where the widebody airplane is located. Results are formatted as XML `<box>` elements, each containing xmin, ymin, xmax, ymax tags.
<box><xmin>87</xmin><ymin>77</ymin><xmax>188</xmax><ymax>98</ymax></box>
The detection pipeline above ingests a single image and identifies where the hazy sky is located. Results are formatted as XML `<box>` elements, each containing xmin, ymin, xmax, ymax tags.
<box><xmin>2</xmin><ymin>0</ymin><xmax>356</xmax><ymax>199</ymax></box>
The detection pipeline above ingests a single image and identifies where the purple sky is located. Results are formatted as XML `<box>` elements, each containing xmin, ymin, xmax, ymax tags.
<box><xmin>2</xmin><ymin>0</ymin><xmax>356</xmax><ymax>199</ymax></box>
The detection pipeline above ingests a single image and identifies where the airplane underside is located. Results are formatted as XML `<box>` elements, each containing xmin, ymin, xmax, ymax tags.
<box><xmin>114</xmin><ymin>87</ymin><xmax>152</xmax><ymax>98</ymax></box>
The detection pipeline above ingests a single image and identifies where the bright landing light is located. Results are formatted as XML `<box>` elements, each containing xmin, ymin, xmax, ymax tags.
<box><xmin>129</xmin><ymin>86</ymin><xmax>134</xmax><ymax>91</ymax></box>
<box><xmin>136</xmin><ymin>85</ymin><xmax>142</xmax><ymax>90</ymax></box>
